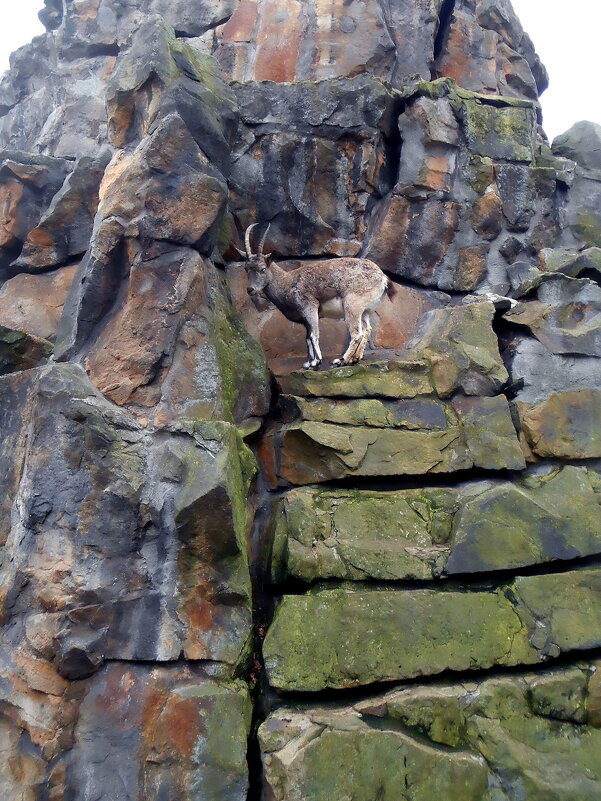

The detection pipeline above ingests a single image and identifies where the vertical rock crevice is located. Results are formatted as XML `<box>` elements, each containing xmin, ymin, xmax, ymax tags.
<box><xmin>433</xmin><ymin>0</ymin><xmax>456</xmax><ymax>63</ymax></box>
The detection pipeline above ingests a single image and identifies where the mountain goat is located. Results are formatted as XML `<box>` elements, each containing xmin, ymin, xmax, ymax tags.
<box><xmin>238</xmin><ymin>224</ymin><xmax>396</xmax><ymax>369</ymax></box>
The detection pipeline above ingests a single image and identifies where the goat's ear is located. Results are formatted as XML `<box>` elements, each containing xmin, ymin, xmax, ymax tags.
<box><xmin>264</xmin><ymin>252</ymin><xmax>273</xmax><ymax>265</ymax></box>
<box><xmin>233</xmin><ymin>246</ymin><xmax>247</xmax><ymax>259</ymax></box>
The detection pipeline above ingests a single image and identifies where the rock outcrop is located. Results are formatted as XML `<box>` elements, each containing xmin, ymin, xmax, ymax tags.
<box><xmin>1</xmin><ymin>0</ymin><xmax>600</xmax><ymax>799</ymax></box>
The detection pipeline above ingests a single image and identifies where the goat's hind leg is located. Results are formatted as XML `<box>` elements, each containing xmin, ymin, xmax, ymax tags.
<box><xmin>333</xmin><ymin>301</ymin><xmax>363</xmax><ymax>366</ymax></box>
<box><xmin>302</xmin><ymin>305</ymin><xmax>322</xmax><ymax>370</ymax></box>
<box><xmin>353</xmin><ymin>310</ymin><xmax>372</xmax><ymax>362</ymax></box>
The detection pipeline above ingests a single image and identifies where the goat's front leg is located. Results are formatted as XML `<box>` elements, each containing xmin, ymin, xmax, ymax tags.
<box><xmin>302</xmin><ymin>305</ymin><xmax>322</xmax><ymax>370</ymax></box>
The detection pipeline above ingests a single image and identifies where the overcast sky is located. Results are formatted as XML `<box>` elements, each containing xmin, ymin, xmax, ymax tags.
<box><xmin>0</xmin><ymin>0</ymin><xmax>598</xmax><ymax>143</ymax></box>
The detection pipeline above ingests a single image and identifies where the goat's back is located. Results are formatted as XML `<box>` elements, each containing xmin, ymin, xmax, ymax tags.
<box><xmin>293</xmin><ymin>258</ymin><xmax>387</xmax><ymax>300</ymax></box>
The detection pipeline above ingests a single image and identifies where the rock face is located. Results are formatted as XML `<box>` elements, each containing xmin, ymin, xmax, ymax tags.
<box><xmin>1</xmin><ymin>0</ymin><xmax>601</xmax><ymax>799</ymax></box>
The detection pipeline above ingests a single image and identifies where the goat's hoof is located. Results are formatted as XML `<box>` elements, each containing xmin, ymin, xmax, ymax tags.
<box><xmin>303</xmin><ymin>360</ymin><xmax>321</xmax><ymax>371</ymax></box>
<box><xmin>331</xmin><ymin>358</ymin><xmax>345</xmax><ymax>367</ymax></box>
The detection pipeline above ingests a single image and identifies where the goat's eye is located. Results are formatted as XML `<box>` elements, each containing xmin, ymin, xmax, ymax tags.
<box><xmin>259</xmin><ymin>268</ymin><xmax>267</xmax><ymax>274</ymax></box>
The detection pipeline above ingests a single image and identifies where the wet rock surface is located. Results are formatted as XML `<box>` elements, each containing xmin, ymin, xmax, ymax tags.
<box><xmin>0</xmin><ymin>0</ymin><xmax>600</xmax><ymax>798</ymax></box>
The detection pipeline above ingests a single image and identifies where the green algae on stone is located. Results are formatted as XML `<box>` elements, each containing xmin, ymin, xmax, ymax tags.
<box><xmin>270</xmin><ymin>486</ymin><xmax>457</xmax><ymax>583</ymax></box>
<box><xmin>0</xmin><ymin>324</ymin><xmax>52</xmax><ymax>374</ymax></box>
<box><xmin>263</xmin><ymin>586</ymin><xmax>533</xmax><ymax>691</ymax></box>
<box><xmin>260</xmin><ymin>708</ymin><xmax>489</xmax><ymax>801</ymax></box>
<box><xmin>445</xmin><ymin>466</ymin><xmax>601</xmax><ymax>574</ymax></box>
<box><xmin>261</xmin><ymin>663</ymin><xmax>601</xmax><ymax>801</ymax></box>
<box><xmin>459</xmin><ymin>101</ymin><xmax>537</xmax><ymax>162</ymax></box>
<box><xmin>171</xmin><ymin>680</ymin><xmax>252</xmax><ymax>801</ymax></box>
<box><xmin>263</xmin><ymin>567</ymin><xmax>601</xmax><ymax>691</ymax></box>
<box><xmin>278</xmin><ymin>358</ymin><xmax>434</xmax><ymax>399</ymax></box>
<box><xmin>271</xmin><ymin>394</ymin><xmax>524</xmax><ymax>486</ymax></box>
<box><xmin>210</xmin><ymin>271</ymin><xmax>271</xmax><ymax>425</ymax></box>
<box><xmin>270</xmin><ymin>467</ymin><xmax>601</xmax><ymax>583</ymax></box>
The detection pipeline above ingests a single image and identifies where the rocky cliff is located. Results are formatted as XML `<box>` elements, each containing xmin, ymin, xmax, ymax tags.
<box><xmin>1</xmin><ymin>1</ymin><xmax>601</xmax><ymax>799</ymax></box>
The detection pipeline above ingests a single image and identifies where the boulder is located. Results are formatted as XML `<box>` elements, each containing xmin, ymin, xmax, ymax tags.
<box><xmin>47</xmin><ymin>0</ymin><xmax>237</xmax><ymax>58</ymax></box>
<box><xmin>0</xmin><ymin>55</ymin><xmax>115</xmax><ymax>158</ymax></box>
<box><xmin>434</xmin><ymin>1</ymin><xmax>544</xmax><ymax>100</ymax></box>
<box><xmin>0</xmin><ymin>264</ymin><xmax>78</xmax><ymax>341</ymax></box>
<box><xmin>0</xmin><ymin>151</ymin><xmax>73</xmax><ymax>277</ymax></box>
<box><xmin>559</xmin><ymin>169</ymin><xmax>601</xmax><ymax>248</ymax></box>
<box><xmin>0</xmin><ymin>364</ymin><xmax>256</xmax><ymax>674</ymax></box>
<box><xmin>553</xmin><ymin>121</ymin><xmax>601</xmax><ymax>173</ymax></box>
<box><xmin>504</xmin><ymin>276</ymin><xmax>601</xmax><ymax>357</ymax></box>
<box><xmin>539</xmin><ymin>246</ymin><xmax>601</xmax><ymax>280</ymax></box>
<box><xmin>507</xmin><ymin>337</ymin><xmax>601</xmax><ymax>405</ymax></box>
<box><xmin>13</xmin><ymin>155</ymin><xmax>109</xmax><ymax>272</ymax></box>
<box><xmin>517</xmin><ymin>389</ymin><xmax>601</xmax><ymax>459</ymax></box>
<box><xmin>106</xmin><ymin>17</ymin><xmax>237</xmax><ymax>172</ymax></box>
<box><xmin>406</xmin><ymin>300</ymin><xmax>509</xmax><ymax>396</ymax></box>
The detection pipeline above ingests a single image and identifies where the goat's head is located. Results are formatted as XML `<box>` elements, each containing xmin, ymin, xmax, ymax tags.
<box><xmin>237</xmin><ymin>224</ymin><xmax>272</xmax><ymax>296</ymax></box>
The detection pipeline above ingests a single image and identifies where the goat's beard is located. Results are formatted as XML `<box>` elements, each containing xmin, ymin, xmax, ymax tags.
<box><xmin>249</xmin><ymin>291</ymin><xmax>272</xmax><ymax>312</ymax></box>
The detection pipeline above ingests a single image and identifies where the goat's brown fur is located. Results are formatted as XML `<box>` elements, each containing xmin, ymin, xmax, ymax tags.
<box><xmin>240</xmin><ymin>225</ymin><xmax>394</xmax><ymax>369</ymax></box>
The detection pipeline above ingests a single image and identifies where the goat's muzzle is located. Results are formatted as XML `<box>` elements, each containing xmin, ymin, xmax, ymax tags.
<box><xmin>247</xmin><ymin>287</ymin><xmax>257</xmax><ymax>296</ymax></box>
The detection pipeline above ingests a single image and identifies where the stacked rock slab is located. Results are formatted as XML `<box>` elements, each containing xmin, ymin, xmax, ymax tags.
<box><xmin>0</xmin><ymin>0</ymin><xmax>601</xmax><ymax>799</ymax></box>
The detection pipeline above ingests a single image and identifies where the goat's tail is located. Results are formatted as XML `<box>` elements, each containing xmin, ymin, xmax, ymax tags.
<box><xmin>385</xmin><ymin>277</ymin><xmax>397</xmax><ymax>301</ymax></box>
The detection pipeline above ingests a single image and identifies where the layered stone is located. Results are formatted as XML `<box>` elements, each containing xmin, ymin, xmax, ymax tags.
<box><xmin>264</xmin><ymin>392</ymin><xmax>523</xmax><ymax>487</ymax></box>
<box><xmin>260</xmin><ymin>664</ymin><xmax>601</xmax><ymax>801</ymax></box>
<box><xmin>270</xmin><ymin>466</ymin><xmax>601</xmax><ymax>583</ymax></box>
<box><xmin>263</xmin><ymin>567</ymin><xmax>601</xmax><ymax>691</ymax></box>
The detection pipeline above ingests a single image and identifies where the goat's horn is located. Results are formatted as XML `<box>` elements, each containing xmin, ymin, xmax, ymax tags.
<box><xmin>258</xmin><ymin>223</ymin><xmax>271</xmax><ymax>256</ymax></box>
<box><xmin>244</xmin><ymin>223</ymin><xmax>259</xmax><ymax>258</ymax></box>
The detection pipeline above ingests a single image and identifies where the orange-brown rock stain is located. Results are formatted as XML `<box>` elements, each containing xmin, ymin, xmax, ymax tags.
<box><xmin>0</xmin><ymin>180</ymin><xmax>25</xmax><ymax>248</ymax></box>
<box><xmin>71</xmin><ymin>0</ymin><xmax>101</xmax><ymax>23</ymax></box>
<box><xmin>162</xmin><ymin>696</ymin><xmax>204</xmax><ymax>759</ymax></box>
<box><xmin>221</xmin><ymin>0</ymin><xmax>259</xmax><ymax>42</ymax></box>
<box><xmin>26</xmin><ymin>228</ymin><xmax>55</xmax><ymax>248</ymax></box>
<box><xmin>254</xmin><ymin>0</ymin><xmax>303</xmax><ymax>82</ymax></box>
